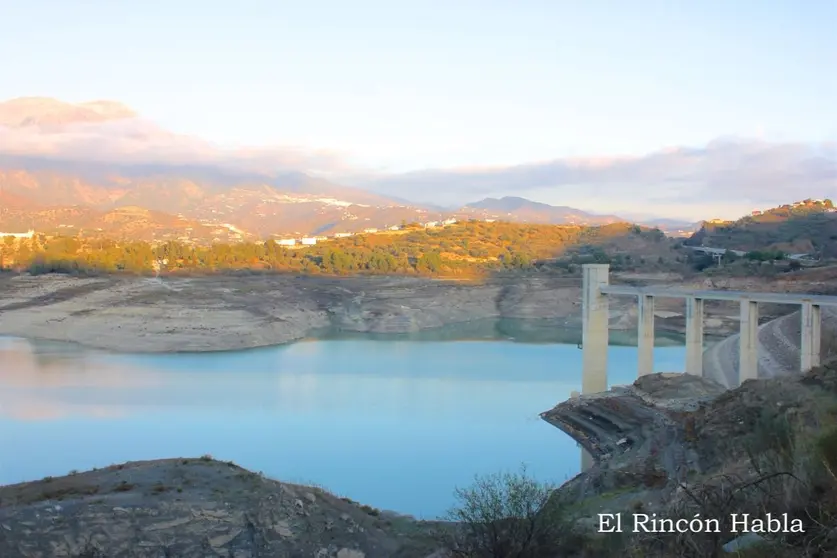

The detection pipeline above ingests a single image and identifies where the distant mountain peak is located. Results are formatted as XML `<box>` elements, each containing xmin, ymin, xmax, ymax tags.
<box><xmin>0</xmin><ymin>97</ymin><xmax>136</xmax><ymax>128</ymax></box>
<box><xmin>466</xmin><ymin>196</ymin><xmax>563</xmax><ymax>211</ymax></box>
<box><xmin>460</xmin><ymin>196</ymin><xmax>622</xmax><ymax>225</ymax></box>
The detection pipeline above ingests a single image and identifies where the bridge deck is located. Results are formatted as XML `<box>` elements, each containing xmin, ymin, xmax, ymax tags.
<box><xmin>600</xmin><ymin>285</ymin><xmax>837</xmax><ymax>306</ymax></box>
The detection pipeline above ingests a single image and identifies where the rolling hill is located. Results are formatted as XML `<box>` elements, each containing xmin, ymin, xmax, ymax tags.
<box><xmin>686</xmin><ymin>199</ymin><xmax>837</xmax><ymax>258</ymax></box>
<box><xmin>0</xmin><ymin>158</ymin><xmax>441</xmax><ymax>238</ymax></box>
<box><xmin>0</xmin><ymin>203</ymin><xmax>251</xmax><ymax>244</ymax></box>
<box><xmin>0</xmin><ymin>97</ymin><xmax>695</xmax><ymax>241</ymax></box>
<box><xmin>457</xmin><ymin>196</ymin><xmax>622</xmax><ymax>226</ymax></box>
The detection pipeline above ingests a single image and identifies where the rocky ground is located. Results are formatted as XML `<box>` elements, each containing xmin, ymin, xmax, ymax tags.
<box><xmin>0</xmin><ymin>458</ymin><xmax>445</xmax><ymax>558</ymax></box>
<box><xmin>541</xmin><ymin>362</ymin><xmax>837</xmax><ymax>555</ymax></box>
<box><xmin>0</xmin><ymin>270</ymin><xmax>829</xmax><ymax>353</ymax></box>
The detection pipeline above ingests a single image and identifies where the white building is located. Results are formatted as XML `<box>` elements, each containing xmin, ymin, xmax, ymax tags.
<box><xmin>277</xmin><ymin>238</ymin><xmax>296</xmax><ymax>246</ymax></box>
<box><xmin>388</xmin><ymin>225</ymin><xmax>401</xmax><ymax>231</ymax></box>
<box><xmin>0</xmin><ymin>229</ymin><xmax>35</xmax><ymax>239</ymax></box>
<box><xmin>442</xmin><ymin>218</ymin><xmax>458</xmax><ymax>225</ymax></box>
<box><xmin>334</xmin><ymin>232</ymin><xmax>354</xmax><ymax>238</ymax></box>
<box><xmin>362</xmin><ymin>228</ymin><xmax>378</xmax><ymax>233</ymax></box>
<box><xmin>424</xmin><ymin>221</ymin><xmax>439</xmax><ymax>228</ymax></box>
<box><xmin>300</xmin><ymin>237</ymin><xmax>317</xmax><ymax>245</ymax></box>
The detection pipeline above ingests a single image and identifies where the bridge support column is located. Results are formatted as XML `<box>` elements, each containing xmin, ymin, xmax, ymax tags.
<box><xmin>582</xmin><ymin>264</ymin><xmax>610</xmax><ymax>394</ymax></box>
<box><xmin>685</xmin><ymin>297</ymin><xmax>704</xmax><ymax>376</ymax></box>
<box><xmin>581</xmin><ymin>264</ymin><xmax>610</xmax><ymax>471</ymax></box>
<box><xmin>801</xmin><ymin>302</ymin><xmax>821</xmax><ymax>372</ymax></box>
<box><xmin>637</xmin><ymin>295</ymin><xmax>655</xmax><ymax>376</ymax></box>
<box><xmin>739</xmin><ymin>300</ymin><xmax>759</xmax><ymax>384</ymax></box>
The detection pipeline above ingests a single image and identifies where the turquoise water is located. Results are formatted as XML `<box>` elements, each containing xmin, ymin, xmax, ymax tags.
<box><xmin>0</xmin><ymin>334</ymin><xmax>686</xmax><ymax>519</ymax></box>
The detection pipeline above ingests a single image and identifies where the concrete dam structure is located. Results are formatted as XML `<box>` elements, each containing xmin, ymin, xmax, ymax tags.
<box><xmin>576</xmin><ymin>263</ymin><xmax>837</xmax><ymax>470</ymax></box>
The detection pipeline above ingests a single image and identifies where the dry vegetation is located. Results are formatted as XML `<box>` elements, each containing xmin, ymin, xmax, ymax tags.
<box><xmin>689</xmin><ymin>199</ymin><xmax>837</xmax><ymax>258</ymax></box>
<box><xmin>0</xmin><ymin>221</ymin><xmax>679</xmax><ymax>279</ymax></box>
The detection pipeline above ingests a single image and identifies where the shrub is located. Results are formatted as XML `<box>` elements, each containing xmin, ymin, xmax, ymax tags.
<box><xmin>440</xmin><ymin>465</ymin><xmax>577</xmax><ymax>558</ymax></box>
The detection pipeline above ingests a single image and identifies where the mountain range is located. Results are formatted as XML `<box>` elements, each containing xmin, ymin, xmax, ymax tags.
<box><xmin>0</xmin><ymin>97</ymin><xmax>699</xmax><ymax>241</ymax></box>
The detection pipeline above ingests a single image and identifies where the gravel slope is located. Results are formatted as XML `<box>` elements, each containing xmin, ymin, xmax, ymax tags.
<box><xmin>703</xmin><ymin>305</ymin><xmax>837</xmax><ymax>388</ymax></box>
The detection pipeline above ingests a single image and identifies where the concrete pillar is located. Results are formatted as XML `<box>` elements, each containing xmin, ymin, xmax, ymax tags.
<box><xmin>739</xmin><ymin>299</ymin><xmax>759</xmax><ymax>384</ymax></box>
<box><xmin>685</xmin><ymin>297</ymin><xmax>704</xmax><ymax>376</ymax></box>
<box><xmin>800</xmin><ymin>302</ymin><xmax>822</xmax><ymax>372</ymax></box>
<box><xmin>581</xmin><ymin>263</ymin><xmax>610</xmax><ymax>472</ymax></box>
<box><xmin>582</xmin><ymin>264</ymin><xmax>610</xmax><ymax>394</ymax></box>
<box><xmin>637</xmin><ymin>294</ymin><xmax>655</xmax><ymax>376</ymax></box>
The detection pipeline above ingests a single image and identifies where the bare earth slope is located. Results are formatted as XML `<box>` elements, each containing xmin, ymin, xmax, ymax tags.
<box><xmin>542</xmin><ymin>361</ymin><xmax>837</xmax><ymax>521</ymax></box>
<box><xmin>0</xmin><ymin>458</ymin><xmax>442</xmax><ymax>558</ymax></box>
<box><xmin>1</xmin><ymin>271</ymin><xmax>831</xmax><ymax>354</ymax></box>
<box><xmin>702</xmin><ymin>305</ymin><xmax>837</xmax><ymax>387</ymax></box>
<box><xmin>0</xmin><ymin>273</ymin><xmax>589</xmax><ymax>352</ymax></box>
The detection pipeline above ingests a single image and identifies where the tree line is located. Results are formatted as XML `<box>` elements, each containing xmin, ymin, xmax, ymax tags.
<box><xmin>1</xmin><ymin>221</ymin><xmax>664</xmax><ymax>278</ymax></box>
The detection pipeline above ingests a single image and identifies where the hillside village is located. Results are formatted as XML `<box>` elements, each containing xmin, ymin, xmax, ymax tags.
<box><xmin>271</xmin><ymin>218</ymin><xmax>461</xmax><ymax>247</ymax></box>
<box><xmin>0</xmin><ymin>217</ymin><xmax>468</xmax><ymax>252</ymax></box>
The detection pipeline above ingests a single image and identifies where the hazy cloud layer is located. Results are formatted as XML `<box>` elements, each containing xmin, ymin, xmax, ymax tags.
<box><xmin>0</xmin><ymin>99</ymin><xmax>834</xmax><ymax>219</ymax></box>
<box><xmin>0</xmin><ymin>117</ymin><xmax>351</xmax><ymax>175</ymax></box>
<box><xmin>350</xmin><ymin>139</ymin><xmax>837</xmax><ymax>217</ymax></box>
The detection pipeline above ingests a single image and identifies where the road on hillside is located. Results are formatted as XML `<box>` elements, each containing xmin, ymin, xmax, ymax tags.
<box><xmin>703</xmin><ymin>305</ymin><xmax>837</xmax><ymax>388</ymax></box>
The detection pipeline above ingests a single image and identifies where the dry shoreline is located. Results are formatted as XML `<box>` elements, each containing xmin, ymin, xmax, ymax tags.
<box><xmin>0</xmin><ymin>272</ymin><xmax>732</xmax><ymax>354</ymax></box>
<box><xmin>0</xmin><ymin>273</ymin><xmax>582</xmax><ymax>353</ymax></box>
<box><xmin>0</xmin><ymin>271</ymin><xmax>812</xmax><ymax>355</ymax></box>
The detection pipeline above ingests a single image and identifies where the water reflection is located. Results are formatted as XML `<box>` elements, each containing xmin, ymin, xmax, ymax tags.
<box><xmin>0</xmin><ymin>338</ymin><xmax>164</xmax><ymax>420</ymax></box>
<box><xmin>0</xmin><ymin>335</ymin><xmax>686</xmax><ymax>518</ymax></box>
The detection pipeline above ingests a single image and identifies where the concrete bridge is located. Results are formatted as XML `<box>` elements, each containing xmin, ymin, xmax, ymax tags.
<box><xmin>686</xmin><ymin>245</ymin><xmax>813</xmax><ymax>261</ymax></box>
<box><xmin>577</xmin><ymin>263</ymin><xmax>837</xmax><ymax>469</ymax></box>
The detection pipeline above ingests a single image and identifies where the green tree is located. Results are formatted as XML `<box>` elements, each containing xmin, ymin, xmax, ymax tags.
<box><xmin>418</xmin><ymin>250</ymin><xmax>443</xmax><ymax>273</ymax></box>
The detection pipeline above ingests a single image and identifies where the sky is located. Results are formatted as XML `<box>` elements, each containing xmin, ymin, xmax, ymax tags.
<box><xmin>1</xmin><ymin>0</ymin><xmax>836</xmax><ymax>220</ymax></box>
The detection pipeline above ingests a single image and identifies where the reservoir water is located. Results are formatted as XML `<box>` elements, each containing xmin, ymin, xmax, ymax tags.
<box><xmin>0</xmin><ymin>323</ymin><xmax>687</xmax><ymax>519</ymax></box>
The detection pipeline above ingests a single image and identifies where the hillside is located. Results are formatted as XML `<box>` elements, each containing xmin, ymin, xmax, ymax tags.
<box><xmin>0</xmin><ymin>204</ymin><xmax>252</xmax><ymax>244</ymax></box>
<box><xmin>458</xmin><ymin>196</ymin><xmax>621</xmax><ymax>226</ymax></box>
<box><xmin>0</xmin><ymin>161</ymin><xmax>430</xmax><ymax>237</ymax></box>
<box><xmin>0</xmin><ymin>457</ymin><xmax>441</xmax><ymax>557</ymax></box>
<box><xmin>0</xmin><ymin>221</ymin><xmax>680</xmax><ymax>277</ymax></box>
<box><xmin>0</xmin><ymin>162</ymin><xmax>643</xmax><ymax>241</ymax></box>
<box><xmin>687</xmin><ymin>198</ymin><xmax>837</xmax><ymax>257</ymax></box>
<box><xmin>457</xmin><ymin>197</ymin><xmax>700</xmax><ymax>235</ymax></box>
<box><xmin>0</xmin><ymin>96</ymin><xmax>437</xmax><ymax>238</ymax></box>
<box><xmin>1</xmin><ymin>98</ymin><xmax>675</xmax><ymax>241</ymax></box>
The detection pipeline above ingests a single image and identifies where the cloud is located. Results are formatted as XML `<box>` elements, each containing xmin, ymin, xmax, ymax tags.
<box><xmin>0</xmin><ymin>117</ymin><xmax>352</xmax><ymax>176</ymax></box>
<box><xmin>0</xmin><ymin>98</ymin><xmax>834</xmax><ymax>219</ymax></box>
<box><xmin>347</xmin><ymin>138</ymin><xmax>837</xmax><ymax>217</ymax></box>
